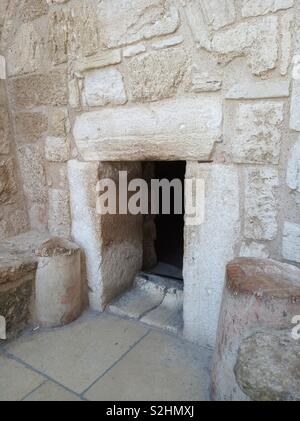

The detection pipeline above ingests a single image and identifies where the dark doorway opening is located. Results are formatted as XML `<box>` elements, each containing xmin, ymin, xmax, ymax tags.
<box><xmin>143</xmin><ymin>161</ymin><xmax>186</xmax><ymax>280</ymax></box>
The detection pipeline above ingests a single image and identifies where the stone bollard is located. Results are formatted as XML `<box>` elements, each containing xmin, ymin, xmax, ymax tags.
<box><xmin>35</xmin><ymin>238</ymin><xmax>82</xmax><ymax>328</ymax></box>
<box><xmin>211</xmin><ymin>258</ymin><xmax>300</xmax><ymax>401</ymax></box>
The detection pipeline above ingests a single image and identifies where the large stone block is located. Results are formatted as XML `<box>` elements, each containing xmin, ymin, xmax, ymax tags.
<box><xmin>241</xmin><ymin>0</ymin><xmax>294</xmax><ymax>17</ymax></box>
<box><xmin>48</xmin><ymin>108</ymin><xmax>70</xmax><ymax>137</ymax></box>
<box><xmin>127</xmin><ymin>48</ymin><xmax>188</xmax><ymax>102</ymax></box>
<box><xmin>49</xmin><ymin>1</ymin><xmax>101</xmax><ymax>63</ymax></box>
<box><xmin>73</xmin><ymin>96</ymin><xmax>222</xmax><ymax>161</ymax></box>
<box><xmin>212</xmin><ymin>16</ymin><xmax>279</xmax><ymax>75</ymax></box>
<box><xmin>9</xmin><ymin>71</ymin><xmax>68</xmax><ymax>109</ymax></box>
<box><xmin>14</xmin><ymin>112</ymin><xmax>48</xmax><ymax>144</ymax></box>
<box><xmin>17</xmin><ymin>144</ymin><xmax>47</xmax><ymax>203</ymax></box>
<box><xmin>48</xmin><ymin>188</ymin><xmax>71</xmax><ymax>237</ymax></box>
<box><xmin>183</xmin><ymin>163</ymin><xmax>240</xmax><ymax>347</ymax></box>
<box><xmin>282</xmin><ymin>222</ymin><xmax>300</xmax><ymax>263</ymax></box>
<box><xmin>290</xmin><ymin>81</ymin><xmax>300</xmax><ymax>132</ymax></box>
<box><xmin>226</xmin><ymin>80</ymin><xmax>290</xmax><ymax>99</ymax></box>
<box><xmin>0</xmin><ymin>106</ymin><xmax>10</xmax><ymax>155</ymax></box>
<box><xmin>235</xmin><ymin>330</ymin><xmax>300</xmax><ymax>401</ymax></box>
<box><xmin>286</xmin><ymin>139</ymin><xmax>300</xmax><ymax>191</ymax></box>
<box><xmin>82</xmin><ymin>68</ymin><xmax>127</xmax><ymax>107</ymax></box>
<box><xmin>0</xmin><ymin>255</ymin><xmax>36</xmax><ymax>340</ymax></box>
<box><xmin>68</xmin><ymin>160</ymin><xmax>143</xmax><ymax>311</ymax></box>
<box><xmin>229</xmin><ymin>102</ymin><xmax>284</xmax><ymax>165</ymax></box>
<box><xmin>7</xmin><ymin>21</ymin><xmax>47</xmax><ymax>76</ymax></box>
<box><xmin>98</xmin><ymin>0</ymin><xmax>179</xmax><ymax>48</ymax></box>
<box><xmin>200</xmin><ymin>0</ymin><xmax>236</xmax><ymax>30</ymax></box>
<box><xmin>0</xmin><ymin>158</ymin><xmax>17</xmax><ymax>204</ymax></box>
<box><xmin>244</xmin><ymin>167</ymin><xmax>279</xmax><ymax>240</ymax></box>
<box><xmin>19</xmin><ymin>0</ymin><xmax>48</xmax><ymax>22</ymax></box>
<box><xmin>45</xmin><ymin>136</ymin><xmax>70</xmax><ymax>162</ymax></box>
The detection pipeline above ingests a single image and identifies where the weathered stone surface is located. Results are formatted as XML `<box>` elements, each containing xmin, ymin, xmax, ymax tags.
<box><xmin>184</xmin><ymin>1</ymin><xmax>211</xmax><ymax>49</ymax></box>
<box><xmin>49</xmin><ymin>1</ymin><xmax>100</xmax><ymax>63</ymax></box>
<box><xmin>280</xmin><ymin>12</ymin><xmax>293</xmax><ymax>75</ymax></box>
<box><xmin>152</xmin><ymin>35</ymin><xmax>183</xmax><ymax>50</ymax></box>
<box><xmin>290</xmin><ymin>81</ymin><xmax>300</xmax><ymax>131</ymax></box>
<box><xmin>35</xmin><ymin>238</ymin><xmax>82</xmax><ymax>327</ymax></box>
<box><xmin>241</xmin><ymin>0</ymin><xmax>294</xmax><ymax>17</ymax></box>
<box><xmin>127</xmin><ymin>48</ymin><xmax>188</xmax><ymax>102</ymax></box>
<box><xmin>188</xmin><ymin>71</ymin><xmax>222</xmax><ymax>93</ymax></box>
<box><xmin>0</xmin><ymin>106</ymin><xmax>10</xmax><ymax>154</ymax></box>
<box><xmin>123</xmin><ymin>44</ymin><xmax>146</xmax><ymax>58</ymax></box>
<box><xmin>240</xmin><ymin>242</ymin><xmax>270</xmax><ymax>259</ymax></box>
<box><xmin>75</xmin><ymin>50</ymin><xmax>122</xmax><ymax>73</ymax></box>
<box><xmin>244</xmin><ymin>168</ymin><xmax>279</xmax><ymax>240</ymax></box>
<box><xmin>235</xmin><ymin>330</ymin><xmax>300</xmax><ymax>401</ymax></box>
<box><xmin>73</xmin><ymin>97</ymin><xmax>222</xmax><ymax>161</ymax></box>
<box><xmin>19</xmin><ymin>0</ymin><xmax>48</xmax><ymax>22</ymax></box>
<box><xmin>82</xmin><ymin>68</ymin><xmax>127</xmax><ymax>107</ymax></box>
<box><xmin>226</xmin><ymin>257</ymin><xmax>300</xmax><ymax>299</ymax></box>
<box><xmin>183</xmin><ymin>163</ymin><xmax>240</xmax><ymax>347</ymax></box>
<box><xmin>0</xmin><ymin>56</ymin><xmax>6</xmax><ymax>80</ymax></box>
<box><xmin>99</xmin><ymin>0</ymin><xmax>180</xmax><ymax>48</ymax></box>
<box><xmin>200</xmin><ymin>0</ymin><xmax>236</xmax><ymax>30</ymax></box>
<box><xmin>48</xmin><ymin>8</ymin><xmax>69</xmax><ymax>65</ymax></box>
<box><xmin>282</xmin><ymin>222</ymin><xmax>300</xmax><ymax>263</ymax></box>
<box><xmin>0</xmin><ymin>254</ymin><xmax>36</xmax><ymax>286</ymax></box>
<box><xmin>45</xmin><ymin>136</ymin><xmax>70</xmax><ymax>162</ymax></box>
<box><xmin>0</xmin><ymin>277</ymin><xmax>34</xmax><ymax>339</ymax></box>
<box><xmin>286</xmin><ymin>139</ymin><xmax>300</xmax><ymax>191</ymax></box>
<box><xmin>9</xmin><ymin>71</ymin><xmax>68</xmax><ymax>108</ymax></box>
<box><xmin>17</xmin><ymin>144</ymin><xmax>47</xmax><ymax>203</ymax></box>
<box><xmin>226</xmin><ymin>81</ymin><xmax>290</xmax><ymax>99</ymax></box>
<box><xmin>48</xmin><ymin>109</ymin><xmax>70</xmax><ymax>137</ymax></box>
<box><xmin>68</xmin><ymin>160</ymin><xmax>143</xmax><ymax>311</ymax></box>
<box><xmin>230</xmin><ymin>102</ymin><xmax>284</xmax><ymax>164</ymax></box>
<box><xmin>211</xmin><ymin>257</ymin><xmax>300</xmax><ymax>401</ymax></box>
<box><xmin>0</xmin><ymin>158</ymin><xmax>17</xmax><ymax>204</ymax></box>
<box><xmin>7</xmin><ymin>22</ymin><xmax>46</xmax><ymax>76</ymax></box>
<box><xmin>212</xmin><ymin>16</ymin><xmax>279</xmax><ymax>75</ymax></box>
<box><xmin>48</xmin><ymin>188</ymin><xmax>71</xmax><ymax>237</ymax></box>
<box><xmin>46</xmin><ymin>163</ymin><xmax>68</xmax><ymax>189</ymax></box>
<box><xmin>14</xmin><ymin>112</ymin><xmax>48</xmax><ymax>143</ymax></box>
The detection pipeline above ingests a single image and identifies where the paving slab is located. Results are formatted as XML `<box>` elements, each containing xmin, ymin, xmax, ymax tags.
<box><xmin>24</xmin><ymin>381</ymin><xmax>82</xmax><ymax>401</ymax></box>
<box><xmin>0</xmin><ymin>354</ymin><xmax>43</xmax><ymax>401</ymax></box>
<box><xmin>84</xmin><ymin>330</ymin><xmax>211</xmax><ymax>401</ymax></box>
<box><xmin>5</xmin><ymin>315</ymin><xmax>147</xmax><ymax>394</ymax></box>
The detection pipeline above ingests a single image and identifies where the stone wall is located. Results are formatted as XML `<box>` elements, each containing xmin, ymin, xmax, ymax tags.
<box><xmin>0</xmin><ymin>1</ymin><xmax>29</xmax><ymax>241</ymax></box>
<box><xmin>1</xmin><ymin>0</ymin><xmax>299</xmax><ymax>346</ymax></box>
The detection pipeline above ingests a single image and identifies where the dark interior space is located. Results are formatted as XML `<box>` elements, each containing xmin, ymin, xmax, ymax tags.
<box><xmin>149</xmin><ymin>161</ymin><xmax>186</xmax><ymax>280</ymax></box>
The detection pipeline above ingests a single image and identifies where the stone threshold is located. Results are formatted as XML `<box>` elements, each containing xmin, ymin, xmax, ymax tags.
<box><xmin>107</xmin><ymin>272</ymin><xmax>183</xmax><ymax>335</ymax></box>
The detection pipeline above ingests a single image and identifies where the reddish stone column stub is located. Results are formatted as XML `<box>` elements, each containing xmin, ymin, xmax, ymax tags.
<box><xmin>211</xmin><ymin>257</ymin><xmax>300</xmax><ymax>401</ymax></box>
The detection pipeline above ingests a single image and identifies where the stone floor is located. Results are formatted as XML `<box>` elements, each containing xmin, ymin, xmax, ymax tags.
<box><xmin>0</xmin><ymin>311</ymin><xmax>212</xmax><ymax>401</ymax></box>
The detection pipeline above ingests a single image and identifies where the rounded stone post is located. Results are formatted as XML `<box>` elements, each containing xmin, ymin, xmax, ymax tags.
<box><xmin>211</xmin><ymin>258</ymin><xmax>300</xmax><ymax>401</ymax></box>
<box><xmin>35</xmin><ymin>238</ymin><xmax>82</xmax><ymax>328</ymax></box>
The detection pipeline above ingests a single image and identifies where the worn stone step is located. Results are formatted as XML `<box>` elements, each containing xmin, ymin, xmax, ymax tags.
<box><xmin>108</xmin><ymin>273</ymin><xmax>183</xmax><ymax>333</ymax></box>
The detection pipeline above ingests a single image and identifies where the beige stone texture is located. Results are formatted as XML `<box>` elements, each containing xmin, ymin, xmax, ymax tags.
<box><xmin>98</xmin><ymin>0</ymin><xmax>180</xmax><ymax>48</ymax></box>
<box><xmin>127</xmin><ymin>48</ymin><xmax>188</xmax><ymax>102</ymax></box>
<box><xmin>14</xmin><ymin>112</ymin><xmax>48</xmax><ymax>144</ymax></box>
<box><xmin>244</xmin><ymin>167</ymin><xmax>279</xmax><ymax>241</ymax></box>
<box><xmin>0</xmin><ymin>106</ymin><xmax>10</xmax><ymax>154</ymax></box>
<box><xmin>8</xmin><ymin>71</ymin><xmax>68</xmax><ymax>109</ymax></box>
<box><xmin>17</xmin><ymin>144</ymin><xmax>47</xmax><ymax>203</ymax></box>
<box><xmin>73</xmin><ymin>97</ymin><xmax>222</xmax><ymax>161</ymax></box>
<box><xmin>229</xmin><ymin>102</ymin><xmax>284</xmax><ymax>165</ymax></box>
<box><xmin>48</xmin><ymin>188</ymin><xmax>71</xmax><ymax>237</ymax></box>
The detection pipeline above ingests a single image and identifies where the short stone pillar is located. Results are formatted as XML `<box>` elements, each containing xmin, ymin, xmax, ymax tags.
<box><xmin>211</xmin><ymin>258</ymin><xmax>300</xmax><ymax>401</ymax></box>
<box><xmin>35</xmin><ymin>238</ymin><xmax>82</xmax><ymax>328</ymax></box>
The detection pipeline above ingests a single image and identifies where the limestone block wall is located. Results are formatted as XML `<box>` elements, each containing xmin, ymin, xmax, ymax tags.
<box><xmin>0</xmin><ymin>1</ymin><xmax>29</xmax><ymax>241</ymax></box>
<box><xmin>1</xmin><ymin>0</ymin><xmax>300</xmax><ymax>346</ymax></box>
